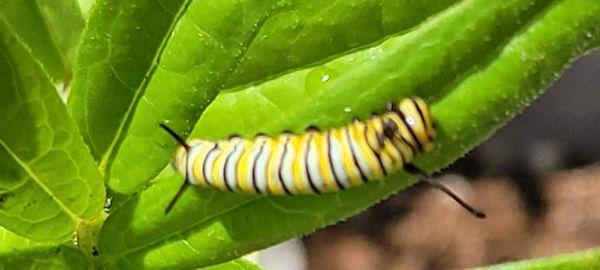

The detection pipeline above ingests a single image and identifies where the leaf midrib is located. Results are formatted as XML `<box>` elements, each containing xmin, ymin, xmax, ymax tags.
<box><xmin>0</xmin><ymin>12</ymin><xmax>83</xmax><ymax>223</ymax></box>
<box><xmin>97</xmin><ymin>0</ymin><xmax>195</xmax><ymax>174</ymax></box>
<box><xmin>109</xmin><ymin>195</ymin><xmax>260</xmax><ymax>260</ymax></box>
<box><xmin>112</xmin><ymin>0</ymin><xmax>565</xmax><ymax>261</ymax></box>
<box><xmin>31</xmin><ymin>0</ymin><xmax>70</xmax><ymax>81</ymax></box>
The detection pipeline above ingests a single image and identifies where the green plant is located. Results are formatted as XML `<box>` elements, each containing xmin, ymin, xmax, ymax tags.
<box><xmin>0</xmin><ymin>0</ymin><xmax>598</xmax><ymax>269</ymax></box>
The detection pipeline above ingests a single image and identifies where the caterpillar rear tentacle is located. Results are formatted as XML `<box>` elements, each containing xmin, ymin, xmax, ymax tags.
<box><xmin>403</xmin><ymin>164</ymin><xmax>486</xmax><ymax>218</ymax></box>
<box><xmin>161</xmin><ymin>97</ymin><xmax>485</xmax><ymax>218</ymax></box>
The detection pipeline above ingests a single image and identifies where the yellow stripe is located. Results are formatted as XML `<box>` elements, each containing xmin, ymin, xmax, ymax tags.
<box><xmin>236</xmin><ymin>140</ymin><xmax>253</xmax><ymax>193</ymax></box>
<box><xmin>266</xmin><ymin>137</ymin><xmax>284</xmax><ymax>195</ymax></box>
<box><xmin>313</xmin><ymin>131</ymin><xmax>338</xmax><ymax>192</ymax></box>
<box><xmin>387</xmin><ymin>114</ymin><xmax>417</xmax><ymax>160</ymax></box>
<box><xmin>210</xmin><ymin>141</ymin><xmax>229</xmax><ymax>191</ymax></box>
<box><xmin>364</xmin><ymin>119</ymin><xmax>382</xmax><ymax>153</ymax></box>
<box><xmin>291</xmin><ymin>134</ymin><xmax>309</xmax><ymax>194</ymax></box>
<box><xmin>392</xmin><ymin>136</ymin><xmax>413</xmax><ymax>162</ymax></box>
<box><xmin>382</xmin><ymin>115</ymin><xmax>406</xmax><ymax>166</ymax></box>
<box><xmin>192</xmin><ymin>142</ymin><xmax>215</xmax><ymax>188</ymax></box>
<box><xmin>370</xmin><ymin>117</ymin><xmax>399</xmax><ymax>171</ymax></box>
<box><xmin>399</xmin><ymin>99</ymin><xmax>428</xmax><ymax>143</ymax></box>
<box><xmin>349</xmin><ymin>122</ymin><xmax>383</xmax><ymax>180</ymax></box>
<box><xmin>333</xmin><ymin>127</ymin><xmax>361</xmax><ymax>186</ymax></box>
<box><xmin>414</xmin><ymin>98</ymin><xmax>433</xmax><ymax>132</ymax></box>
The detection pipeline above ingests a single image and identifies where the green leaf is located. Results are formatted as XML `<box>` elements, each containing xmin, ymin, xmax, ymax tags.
<box><xmin>69</xmin><ymin>0</ymin><xmax>460</xmax><ymax>194</ymax></box>
<box><xmin>0</xmin><ymin>14</ymin><xmax>105</xmax><ymax>242</ymax></box>
<box><xmin>77</xmin><ymin>0</ymin><xmax>95</xmax><ymax>19</ymax></box>
<box><xmin>0</xmin><ymin>246</ymin><xmax>91</xmax><ymax>270</ymax></box>
<box><xmin>0</xmin><ymin>229</ymin><xmax>91</xmax><ymax>270</ymax></box>
<box><xmin>68</xmin><ymin>0</ymin><xmax>188</xmax><ymax>165</ymax></box>
<box><xmin>98</xmin><ymin>0</ymin><xmax>599</xmax><ymax>268</ymax></box>
<box><xmin>0</xmin><ymin>226</ymin><xmax>92</xmax><ymax>269</ymax></box>
<box><xmin>477</xmin><ymin>248</ymin><xmax>600</xmax><ymax>270</ymax></box>
<box><xmin>0</xmin><ymin>0</ymin><xmax>84</xmax><ymax>82</ymax></box>
<box><xmin>200</xmin><ymin>258</ymin><xmax>263</xmax><ymax>270</ymax></box>
<box><xmin>0</xmin><ymin>226</ymin><xmax>54</xmax><ymax>255</ymax></box>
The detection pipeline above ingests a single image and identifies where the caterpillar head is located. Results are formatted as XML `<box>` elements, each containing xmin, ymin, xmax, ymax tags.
<box><xmin>171</xmin><ymin>146</ymin><xmax>188</xmax><ymax>175</ymax></box>
<box><xmin>398</xmin><ymin>97</ymin><xmax>436</xmax><ymax>152</ymax></box>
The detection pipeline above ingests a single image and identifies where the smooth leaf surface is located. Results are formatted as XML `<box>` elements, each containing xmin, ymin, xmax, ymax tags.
<box><xmin>0</xmin><ymin>226</ymin><xmax>54</xmax><ymax>255</ymax></box>
<box><xmin>0</xmin><ymin>15</ymin><xmax>105</xmax><ymax>242</ymax></box>
<box><xmin>0</xmin><ymin>0</ymin><xmax>84</xmax><ymax>82</ymax></box>
<box><xmin>68</xmin><ymin>0</ymin><xmax>188</xmax><ymax>163</ymax></box>
<box><xmin>0</xmin><ymin>226</ymin><xmax>92</xmax><ymax>269</ymax></box>
<box><xmin>98</xmin><ymin>0</ymin><xmax>599</xmax><ymax>268</ymax></box>
<box><xmin>78</xmin><ymin>0</ymin><xmax>95</xmax><ymax>19</ymax></box>
<box><xmin>200</xmin><ymin>258</ymin><xmax>263</xmax><ymax>270</ymax></box>
<box><xmin>0</xmin><ymin>240</ymin><xmax>91</xmax><ymax>270</ymax></box>
<box><xmin>0</xmin><ymin>247</ymin><xmax>90</xmax><ymax>270</ymax></box>
<box><xmin>71</xmin><ymin>0</ymin><xmax>461</xmax><ymax>194</ymax></box>
<box><xmin>478</xmin><ymin>248</ymin><xmax>600</xmax><ymax>270</ymax></box>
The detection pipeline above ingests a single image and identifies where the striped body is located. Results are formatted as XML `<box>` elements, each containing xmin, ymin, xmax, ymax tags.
<box><xmin>172</xmin><ymin>97</ymin><xmax>436</xmax><ymax>195</ymax></box>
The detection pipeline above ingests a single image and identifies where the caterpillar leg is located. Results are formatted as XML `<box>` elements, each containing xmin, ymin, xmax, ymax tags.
<box><xmin>404</xmin><ymin>164</ymin><xmax>486</xmax><ymax>219</ymax></box>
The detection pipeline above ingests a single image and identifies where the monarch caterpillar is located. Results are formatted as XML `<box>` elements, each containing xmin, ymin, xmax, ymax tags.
<box><xmin>161</xmin><ymin>97</ymin><xmax>485</xmax><ymax>218</ymax></box>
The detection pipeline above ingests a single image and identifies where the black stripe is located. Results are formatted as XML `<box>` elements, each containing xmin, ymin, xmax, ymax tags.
<box><xmin>375</xmin><ymin>118</ymin><xmax>398</xmax><ymax>165</ymax></box>
<box><xmin>395</xmin><ymin>111</ymin><xmax>424</xmax><ymax>152</ymax></box>
<box><xmin>344</xmin><ymin>127</ymin><xmax>368</xmax><ymax>183</ymax></box>
<box><xmin>364</xmin><ymin>122</ymin><xmax>387</xmax><ymax>176</ymax></box>
<box><xmin>252</xmin><ymin>140</ymin><xmax>267</xmax><ymax>194</ymax></box>
<box><xmin>411</xmin><ymin>98</ymin><xmax>433</xmax><ymax>142</ymax></box>
<box><xmin>390</xmin><ymin>136</ymin><xmax>406</xmax><ymax>165</ymax></box>
<box><xmin>202</xmin><ymin>144</ymin><xmax>219</xmax><ymax>188</ymax></box>
<box><xmin>386</xmin><ymin>115</ymin><xmax>417</xmax><ymax>156</ymax></box>
<box><xmin>327</xmin><ymin>131</ymin><xmax>346</xmax><ymax>190</ymax></box>
<box><xmin>398</xmin><ymin>131</ymin><xmax>418</xmax><ymax>157</ymax></box>
<box><xmin>222</xmin><ymin>141</ymin><xmax>240</xmax><ymax>192</ymax></box>
<box><xmin>380</xmin><ymin>116</ymin><xmax>414</xmax><ymax>166</ymax></box>
<box><xmin>383</xmin><ymin>118</ymin><xmax>408</xmax><ymax>165</ymax></box>
<box><xmin>304</xmin><ymin>134</ymin><xmax>321</xmax><ymax>194</ymax></box>
<box><xmin>278</xmin><ymin>137</ymin><xmax>292</xmax><ymax>195</ymax></box>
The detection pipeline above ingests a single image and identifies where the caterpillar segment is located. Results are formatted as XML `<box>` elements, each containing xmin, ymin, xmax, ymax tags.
<box><xmin>162</xmin><ymin>97</ymin><xmax>485</xmax><ymax>218</ymax></box>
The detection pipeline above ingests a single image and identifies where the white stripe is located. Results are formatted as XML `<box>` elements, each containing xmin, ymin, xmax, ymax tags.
<box><xmin>215</xmin><ymin>141</ymin><xmax>235</xmax><ymax>189</ymax></box>
<box><xmin>187</xmin><ymin>142</ymin><xmax>212</xmax><ymax>186</ymax></box>
<box><xmin>341</xmin><ymin>128</ymin><xmax>363</xmax><ymax>185</ymax></box>
<box><xmin>307</xmin><ymin>136</ymin><xmax>325</xmax><ymax>192</ymax></box>
<box><xmin>329</xmin><ymin>131</ymin><xmax>351</xmax><ymax>188</ymax></box>
<box><xmin>225</xmin><ymin>138</ymin><xmax>243</xmax><ymax>192</ymax></box>
<box><xmin>203</xmin><ymin>144</ymin><xmax>220</xmax><ymax>188</ymax></box>
<box><xmin>296</xmin><ymin>137</ymin><xmax>310</xmax><ymax>194</ymax></box>
<box><xmin>268</xmin><ymin>138</ymin><xmax>287</xmax><ymax>193</ymax></box>
<box><xmin>281</xmin><ymin>140</ymin><xmax>297</xmax><ymax>194</ymax></box>
<box><xmin>348</xmin><ymin>126</ymin><xmax>373</xmax><ymax>180</ymax></box>
<box><xmin>244</xmin><ymin>139</ymin><xmax>263</xmax><ymax>193</ymax></box>
<box><xmin>254</xmin><ymin>139</ymin><xmax>271</xmax><ymax>193</ymax></box>
<box><xmin>186</xmin><ymin>144</ymin><xmax>203</xmax><ymax>186</ymax></box>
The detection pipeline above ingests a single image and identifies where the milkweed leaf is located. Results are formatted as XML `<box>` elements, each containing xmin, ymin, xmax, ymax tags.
<box><xmin>0</xmin><ymin>0</ymin><xmax>84</xmax><ymax>83</ymax></box>
<box><xmin>0</xmin><ymin>226</ymin><xmax>92</xmax><ymax>270</ymax></box>
<box><xmin>98</xmin><ymin>0</ymin><xmax>599</xmax><ymax>268</ymax></box>
<box><xmin>0</xmin><ymin>14</ymin><xmax>105</xmax><ymax>242</ymax></box>
<box><xmin>476</xmin><ymin>248</ymin><xmax>600</xmax><ymax>270</ymax></box>
<box><xmin>69</xmin><ymin>0</ymin><xmax>460</xmax><ymax>194</ymax></box>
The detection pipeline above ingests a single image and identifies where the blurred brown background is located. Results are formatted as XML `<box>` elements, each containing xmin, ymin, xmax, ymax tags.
<box><xmin>258</xmin><ymin>51</ymin><xmax>600</xmax><ymax>270</ymax></box>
